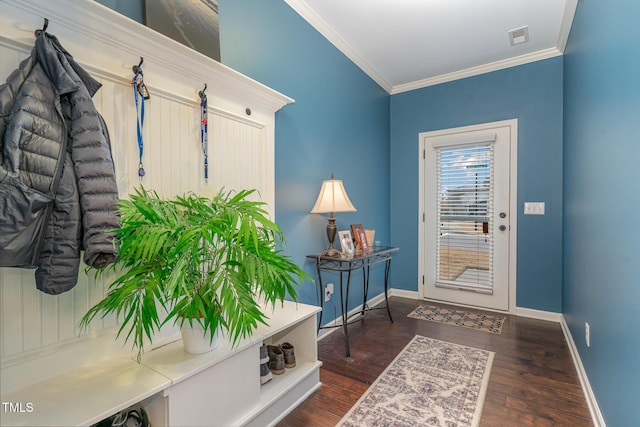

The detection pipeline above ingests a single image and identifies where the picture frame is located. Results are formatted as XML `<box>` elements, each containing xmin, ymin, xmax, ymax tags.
<box><xmin>339</xmin><ymin>230</ymin><xmax>354</xmax><ymax>256</ymax></box>
<box><xmin>358</xmin><ymin>229</ymin><xmax>369</xmax><ymax>252</ymax></box>
<box><xmin>350</xmin><ymin>224</ymin><xmax>364</xmax><ymax>249</ymax></box>
<box><xmin>144</xmin><ymin>0</ymin><xmax>220</xmax><ymax>61</ymax></box>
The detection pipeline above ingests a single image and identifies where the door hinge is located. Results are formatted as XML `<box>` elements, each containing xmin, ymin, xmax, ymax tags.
<box><xmin>422</xmin><ymin>212</ymin><xmax>425</xmax><ymax>222</ymax></box>
<box><xmin>422</xmin><ymin>275</ymin><xmax>425</xmax><ymax>285</ymax></box>
<box><xmin>423</xmin><ymin>149</ymin><xmax>426</xmax><ymax>159</ymax></box>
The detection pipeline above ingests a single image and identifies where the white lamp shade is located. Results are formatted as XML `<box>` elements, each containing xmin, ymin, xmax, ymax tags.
<box><xmin>310</xmin><ymin>178</ymin><xmax>357</xmax><ymax>214</ymax></box>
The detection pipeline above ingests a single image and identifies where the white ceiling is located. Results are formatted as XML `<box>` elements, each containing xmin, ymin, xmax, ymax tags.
<box><xmin>284</xmin><ymin>0</ymin><xmax>578</xmax><ymax>94</ymax></box>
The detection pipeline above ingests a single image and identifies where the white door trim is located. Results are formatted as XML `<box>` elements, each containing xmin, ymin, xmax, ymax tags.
<box><xmin>418</xmin><ymin>119</ymin><xmax>518</xmax><ymax>313</ymax></box>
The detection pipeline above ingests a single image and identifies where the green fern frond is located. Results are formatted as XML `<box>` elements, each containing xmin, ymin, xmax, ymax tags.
<box><xmin>80</xmin><ymin>187</ymin><xmax>310</xmax><ymax>362</ymax></box>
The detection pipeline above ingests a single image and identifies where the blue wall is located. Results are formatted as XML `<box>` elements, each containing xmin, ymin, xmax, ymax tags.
<box><xmin>219</xmin><ymin>0</ymin><xmax>391</xmax><ymax>315</ymax></box>
<box><xmin>390</xmin><ymin>58</ymin><xmax>564</xmax><ymax>312</ymax></box>
<box><xmin>95</xmin><ymin>0</ymin><xmax>143</xmax><ymax>22</ymax></box>
<box><xmin>563</xmin><ymin>0</ymin><xmax>640</xmax><ymax>425</ymax></box>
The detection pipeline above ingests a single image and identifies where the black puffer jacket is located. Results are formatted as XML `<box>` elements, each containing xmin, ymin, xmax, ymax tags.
<box><xmin>0</xmin><ymin>32</ymin><xmax>119</xmax><ymax>294</ymax></box>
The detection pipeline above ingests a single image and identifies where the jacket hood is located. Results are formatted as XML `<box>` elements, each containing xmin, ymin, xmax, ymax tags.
<box><xmin>35</xmin><ymin>32</ymin><xmax>102</xmax><ymax>97</ymax></box>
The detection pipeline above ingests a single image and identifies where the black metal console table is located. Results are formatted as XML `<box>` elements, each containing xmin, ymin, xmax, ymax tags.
<box><xmin>307</xmin><ymin>246</ymin><xmax>399</xmax><ymax>357</ymax></box>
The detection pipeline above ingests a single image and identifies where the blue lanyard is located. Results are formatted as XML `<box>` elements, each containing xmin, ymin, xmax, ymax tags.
<box><xmin>199</xmin><ymin>85</ymin><xmax>208</xmax><ymax>182</ymax></box>
<box><xmin>133</xmin><ymin>69</ymin><xmax>148</xmax><ymax>178</ymax></box>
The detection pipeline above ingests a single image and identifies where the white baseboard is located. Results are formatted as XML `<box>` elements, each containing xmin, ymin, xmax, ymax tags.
<box><xmin>515</xmin><ymin>307</ymin><xmax>563</xmax><ymax>322</ymax></box>
<box><xmin>516</xmin><ymin>305</ymin><xmax>606</xmax><ymax>426</ymax></box>
<box><xmin>560</xmin><ymin>316</ymin><xmax>606</xmax><ymax>427</ymax></box>
<box><xmin>389</xmin><ymin>288</ymin><xmax>420</xmax><ymax>299</ymax></box>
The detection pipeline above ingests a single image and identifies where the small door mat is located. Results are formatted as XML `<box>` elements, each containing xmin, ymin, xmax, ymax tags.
<box><xmin>408</xmin><ymin>304</ymin><xmax>505</xmax><ymax>334</ymax></box>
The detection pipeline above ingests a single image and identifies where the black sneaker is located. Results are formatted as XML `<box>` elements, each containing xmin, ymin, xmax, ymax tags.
<box><xmin>280</xmin><ymin>342</ymin><xmax>296</xmax><ymax>368</ymax></box>
<box><xmin>267</xmin><ymin>345</ymin><xmax>285</xmax><ymax>375</ymax></box>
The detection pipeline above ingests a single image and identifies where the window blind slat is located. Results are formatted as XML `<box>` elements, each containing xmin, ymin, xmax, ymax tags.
<box><xmin>436</xmin><ymin>143</ymin><xmax>494</xmax><ymax>291</ymax></box>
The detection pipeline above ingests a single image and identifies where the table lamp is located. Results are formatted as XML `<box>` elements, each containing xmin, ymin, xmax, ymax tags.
<box><xmin>310</xmin><ymin>173</ymin><xmax>357</xmax><ymax>256</ymax></box>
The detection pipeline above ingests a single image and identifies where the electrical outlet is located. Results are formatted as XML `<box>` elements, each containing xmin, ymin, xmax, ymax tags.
<box><xmin>585</xmin><ymin>322</ymin><xmax>590</xmax><ymax>347</ymax></box>
<box><xmin>325</xmin><ymin>283</ymin><xmax>334</xmax><ymax>302</ymax></box>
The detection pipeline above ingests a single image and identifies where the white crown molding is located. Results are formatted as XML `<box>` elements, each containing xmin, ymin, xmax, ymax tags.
<box><xmin>391</xmin><ymin>47</ymin><xmax>563</xmax><ymax>94</ymax></box>
<box><xmin>558</xmin><ymin>0</ymin><xmax>579</xmax><ymax>53</ymax></box>
<box><xmin>1</xmin><ymin>0</ymin><xmax>294</xmax><ymax>112</ymax></box>
<box><xmin>283</xmin><ymin>0</ymin><xmax>393</xmax><ymax>93</ymax></box>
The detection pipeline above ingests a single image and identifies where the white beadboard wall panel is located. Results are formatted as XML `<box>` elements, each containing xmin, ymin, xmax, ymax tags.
<box><xmin>1</xmin><ymin>269</ymin><xmax>23</xmax><ymax>357</ymax></box>
<box><xmin>57</xmin><ymin>288</ymin><xmax>76</xmax><ymax>343</ymax></box>
<box><xmin>39</xmin><ymin>288</ymin><xmax>58</xmax><ymax>347</ymax></box>
<box><xmin>0</xmin><ymin>42</ymin><xmax>22</xmax><ymax>80</ymax></box>
<box><xmin>158</xmin><ymin>99</ymin><xmax>174</xmax><ymax>195</ymax></box>
<box><xmin>0</xmin><ymin>75</ymin><xmax>273</xmax><ymax>359</ymax></box>
<box><xmin>101</xmin><ymin>76</ymin><xmax>135</xmax><ymax>199</ymax></box>
<box><xmin>21</xmin><ymin>273</ymin><xmax>42</xmax><ymax>353</ymax></box>
<box><xmin>209</xmin><ymin>113</ymin><xmax>270</xmax><ymax>206</ymax></box>
<box><xmin>72</xmin><ymin>274</ymin><xmax>90</xmax><ymax>340</ymax></box>
<box><xmin>0</xmin><ymin>0</ymin><xmax>292</xmax><ymax>393</ymax></box>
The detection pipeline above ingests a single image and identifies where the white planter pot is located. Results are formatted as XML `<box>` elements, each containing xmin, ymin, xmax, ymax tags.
<box><xmin>180</xmin><ymin>321</ymin><xmax>220</xmax><ymax>354</ymax></box>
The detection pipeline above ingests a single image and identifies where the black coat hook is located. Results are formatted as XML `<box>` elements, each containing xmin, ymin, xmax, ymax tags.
<box><xmin>199</xmin><ymin>84</ymin><xmax>207</xmax><ymax>98</ymax></box>
<box><xmin>132</xmin><ymin>57</ymin><xmax>144</xmax><ymax>74</ymax></box>
<box><xmin>35</xmin><ymin>18</ymin><xmax>48</xmax><ymax>37</ymax></box>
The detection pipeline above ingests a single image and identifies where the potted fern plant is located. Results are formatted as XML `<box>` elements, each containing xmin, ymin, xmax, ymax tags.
<box><xmin>80</xmin><ymin>187</ymin><xmax>308</xmax><ymax>362</ymax></box>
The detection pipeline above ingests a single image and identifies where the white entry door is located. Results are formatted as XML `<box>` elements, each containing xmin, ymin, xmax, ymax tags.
<box><xmin>419</xmin><ymin>120</ymin><xmax>517</xmax><ymax>312</ymax></box>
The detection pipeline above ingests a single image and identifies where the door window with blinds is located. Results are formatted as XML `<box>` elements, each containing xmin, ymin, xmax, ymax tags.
<box><xmin>436</xmin><ymin>140</ymin><xmax>494</xmax><ymax>294</ymax></box>
<box><xmin>422</xmin><ymin>121</ymin><xmax>514</xmax><ymax>312</ymax></box>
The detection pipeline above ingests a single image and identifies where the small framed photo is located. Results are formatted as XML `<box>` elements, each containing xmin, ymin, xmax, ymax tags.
<box><xmin>358</xmin><ymin>228</ymin><xmax>369</xmax><ymax>252</ymax></box>
<box><xmin>339</xmin><ymin>230</ymin><xmax>354</xmax><ymax>256</ymax></box>
<box><xmin>350</xmin><ymin>224</ymin><xmax>363</xmax><ymax>248</ymax></box>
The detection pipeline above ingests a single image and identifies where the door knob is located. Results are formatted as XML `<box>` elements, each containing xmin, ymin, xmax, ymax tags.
<box><xmin>499</xmin><ymin>225</ymin><xmax>507</xmax><ymax>231</ymax></box>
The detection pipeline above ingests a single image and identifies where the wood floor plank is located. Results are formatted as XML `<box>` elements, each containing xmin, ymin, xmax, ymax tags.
<box><xmin>277</xmin><ymin>297</ymin><xmax>593</xmax><ymax>426</ymax></box>
<box><xmin>504</xmin><ymin>394</ymin><xmax>592</xmax><ymax>426</ymax></box>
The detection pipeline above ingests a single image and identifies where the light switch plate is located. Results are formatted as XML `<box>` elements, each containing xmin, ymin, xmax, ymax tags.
<box><xmin>524</xmin><ymin>202</ymin><xmax>545</xmax><ymax>215</ymax></box>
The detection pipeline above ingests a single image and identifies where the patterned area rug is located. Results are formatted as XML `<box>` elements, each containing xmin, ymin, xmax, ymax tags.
<box><xmin>337</xmin><ymin>335</ymin><xmax>494</xmax><ymax>427</ymax></box>
<box><xmin>407</xmin><ymin>304</ymin><xmax>505</xmax><ymax>334</ymax></box>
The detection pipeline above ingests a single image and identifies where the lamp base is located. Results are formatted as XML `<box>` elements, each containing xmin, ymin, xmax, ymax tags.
<box><xmin>323</xmin><ymin>247</ymin><xmax>341</xmax><ymax>257</ymax></box>
<box><xmin>324</xmin><ymin>216</ymin><xmax>340</xmax><ymax>256</ymax></box>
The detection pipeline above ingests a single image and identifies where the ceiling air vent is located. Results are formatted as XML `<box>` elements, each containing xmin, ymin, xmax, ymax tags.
<box><xmin>508</xmin><ymin>26</ymin><xmax>529</xmax><ymax>46</ymax></box>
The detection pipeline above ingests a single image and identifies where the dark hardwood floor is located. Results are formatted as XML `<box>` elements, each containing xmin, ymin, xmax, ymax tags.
<box><xmin>277</xmin><ymin>297</ymin><xmax>593</xmax><ymax>427</ymax></box>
